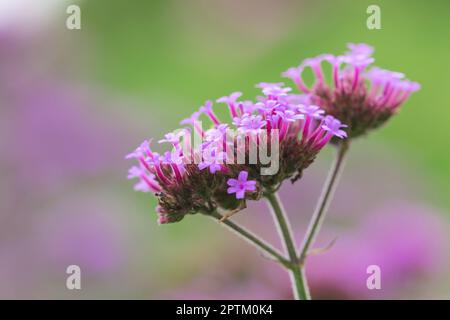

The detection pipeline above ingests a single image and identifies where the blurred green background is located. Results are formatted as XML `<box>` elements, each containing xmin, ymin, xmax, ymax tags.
<box><xmin>1</xmin><ymin>0</ymin><xmax>450</xmax><ymax>299</ymax></box>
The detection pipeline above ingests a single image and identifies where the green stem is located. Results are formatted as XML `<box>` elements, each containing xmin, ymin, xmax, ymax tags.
<box><xmin>299</xmin><ymin>141</ymin><xmax>349</xmax><ymax>266</ymax></box>
<box><xmin>266</xmin><ymin>192</ymin><xmax>310</xmax><ymax>300</ymax></box>
<box><xmin>208</xmin><ymin>211</ymin><xmax>291</xmax><ymax>268</ymax></box>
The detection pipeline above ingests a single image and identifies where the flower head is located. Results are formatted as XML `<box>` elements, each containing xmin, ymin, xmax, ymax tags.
<box><xmin>127</xmin><ymin>55</ymin><xmax>348</xmax><ymax>224</ymax></box>
<box><xmin>283</xmin><ymin>43</ymin><xmax>420</xmax><ymax>139</ymax></box>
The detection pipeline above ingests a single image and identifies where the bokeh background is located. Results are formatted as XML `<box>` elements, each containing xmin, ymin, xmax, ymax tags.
<box><xmin>1</xmin><ymin>0</ymin><xmax>450</xmax><ymax>299</ymax></box>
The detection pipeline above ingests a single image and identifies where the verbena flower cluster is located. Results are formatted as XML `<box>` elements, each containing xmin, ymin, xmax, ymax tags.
<box><xmin>126</xmin><ymin>84</ymin><xmax>347</xmax><ymax>224</ymax></box>
<box><xmin>125</xmin><ymin>42</ymin><xmax>422</xmax><ymax>302</ymax></box>
<box><xmin>283</xmin><ymin>43</ymin><xmax>420</xmax><ymax>139</ymax></box>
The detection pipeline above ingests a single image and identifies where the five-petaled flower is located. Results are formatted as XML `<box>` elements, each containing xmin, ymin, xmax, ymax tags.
<box><xmin>227</xmin><ymin>171</ymin><xmax>257</xmax><ymax>199</ymax></box>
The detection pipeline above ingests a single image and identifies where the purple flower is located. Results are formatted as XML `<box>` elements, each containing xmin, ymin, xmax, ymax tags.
<box><xmin>217</xmin><ymin>91</ymin><xmax>242</xmax><ymax>104</ymax></box>
<box><xmin>125</xmin><ymin>140</ymin><xmax>151</xmax><ymax>159</ymax></box>
<box><xmin>256</xmin><ymin>82</ymin><xmax>284</xmax><ymax>89</ymax></box>
<box><xmin>133</xmin><ymin>179</ymin><xmax>151</xmax><ymax>192</ymax></box>
<box><xmin>198</xmin><ymin>149</ymin><xmax>225</xmax><ymax>174</ymax></box>
<box><xmin>282</xmin><ymin>67</ymin><xmax>310</xmax><ymax>93</ymax></box>
<box><xmin>204</xmin><ymin>124</ymin><xmax>229</xmax><ymax>143</ymax></box>
<box><xmin>158</xmin><ymin>131</ymin><xmax>184</xmax><ymax>150</ymax></box>
<box><xmin>233</xmin><ymin>114</ymin><xmax>266</xmax><ymax>133</ymax></box>
<box><xmin>285</xmin><ymin>94</ymin><xmax>312</xmax><ymax>106</ymax></box>
<box><xmin>262</xmin><ymin>85</ymin><xmax>292</xmax><ymax>98</ymax></box>
<box><xmin>321</xmin><ymin>115</ymin><xmax>348</xmax><ymax>138</ymax></box>
<box><xmin>239</xmin><ymin>100</ymin><xmax>256</xmax><ymax>114</ymax></box>
<box><xmin>301</xmin><ymin>54</ymin><xmax>333</xmax><ymax>85</ymax></box>
<box><xmin>127</xmin><ymin>165</ymin><xmax>161</xmax><ymax>193</ymax></box>
<box><xmin>158</xmin><ymin>133</ymin><xmax>177</xmax><ymax>144</ymax></box>
<box><xmin>298</xmin><ymin>104</ymin><xmax>325</xmax><ymax>119</ymax></box>
<box><xmin>180</xmin><ymin>111</ymin><xmax>204</xmax><ymax>137</ymax></box>
<box><xmin>180</xmin><ymin>111</ymin><xmax>201</xmax><ymax>126</ymax></box>
<box><xmin>281</xmin><ymin>67</ymin><xmax>300</xmax><ymax>79</ymax></box>
<box><xmin>342</xmin><ymin>53</ymin><xmax>374</xmax><ymax>68</ymax></box>
<box><xmin>199</xmin><ymin>100</ymin><xmax>220</xmax><ymax>125</ymax></box>
<box><xmin>217</xmin><ymin>92</ymin><xmax>242</xmax><ymax>118</ymax></box>
<box><xmin>275</xmin><ymin>109</ymin><xmax>305</xmax><ymax>122</ymax></box>
<box><xmin>127</xmin><ymin>166</ymin><xmax>142</xmax><ymax>179</ymax></box>
<box><xmin>227</xmin><ymin>171</ymin><xmax>257</xmax><ymax>199</ymax></box>
<box><xmin>160</xmin><ymin>151</ymin><xmax>174</xmax><ymax>164</ymax></box>
<box><xmin>347</xmin><ymin>43</ymin><xmax>374</xmax><ymax>58</ymax></box>
<box><xmin>199</xmin><ymin>161</ymin><xmax>222</xmax><ymax>174</ymax></box>
<box><xmin>254</xmin><ymin>100</ymin><xmax>278</xmax><ymax>114</ymax></box>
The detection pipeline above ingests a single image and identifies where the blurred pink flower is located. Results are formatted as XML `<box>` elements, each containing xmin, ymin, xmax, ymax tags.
<box><xmin>39</xmin><ymin>200</ymin><xmax>125</xmax><ymax>275</ymax></box>
<box><xmin>0</xmin><ymin>31</ymin><xmax>143</xmax><ymax>298</ymax></box>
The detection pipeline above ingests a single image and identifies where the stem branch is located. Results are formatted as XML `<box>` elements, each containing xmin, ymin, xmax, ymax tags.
<box><xmin>266</xmin><ymin>192</ymin><xmax>310</xmax><ymax>300</ymax></box>
<box><xmin>208</xmin><ymin>210</ymin><xmax>290</xmax><ymax>268</ymax></box>
<box><xmin>299</xmin><ymin>141</ymin><xmax>349</xmax><ymax>265</ymax></box>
